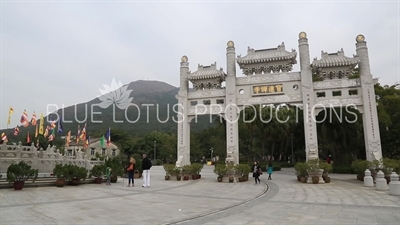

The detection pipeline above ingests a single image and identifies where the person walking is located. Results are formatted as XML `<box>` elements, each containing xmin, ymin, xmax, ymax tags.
<box><xmin>267</xmin><ymin>161</ymin><xmax>273</xmax><ymax>180</ymax></box>
<box><xmin>142</xmin><ymin>154</ymin><xmax>152</xmax><ymax>188</ymax></box>
<box><xmin>105</xmin><ymin>167</ymin><xmax>112</xmax><ymax>186</ymax></box>
<box><xmin>126</xmin><ymin>157</ymin><xmax>135</xmax><ymax>187</ymax></box>
<box><xmin>252</xmin><ymin>161</ymin><xmax>261</xmax><ymax>184</ymax></box>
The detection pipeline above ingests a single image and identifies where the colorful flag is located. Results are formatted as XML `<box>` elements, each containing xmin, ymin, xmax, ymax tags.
<box><xmin>14</xmin><ymin>126</ymin><xmax>20</xmax><ymax>136</ymax></box>
<box><xmin>36</xmin><ymin>138</ymin><xmax>40</xmax><ymax>149</ymax></box>
<box><xmin>7</xmin><ymin>107</ymin><xmax>14</xmax><ymax>125</ymax></box>
<box><xmin>100</xmin><ymin>135</ymin><xmax>105</xmax><ymax>148</ymax></box>
<box><xmin>1</xmin><ymin>133</ymin><xmax>8</xmax><ymax>143</ymax></box>
<box><xmin>76</xmin><ymin>125</ymin><xmax>81</xmax><ymax>143</ymax></box>
<box><xmin>57</xmin><ymin>118</ymin><xmax>63</xmax><ymax>133</ymax></box>
<box><xmin>66</xmin><ymin>131</ymin><xmax>71</xmax><ymax>147</ymax></box>
<box><xmin>44</xmin><ymin>126</ymin><xmax>49</xmax><ymax>138</ymax></box>
<box><xmin>79</xmin><ymin>123</ymin><xmax>87</xmax><ymax>141</ymax></box>
<box><xmin>31</xmin><ymin>112</ymin><xmax>37</xmax><ymax>126</ymax></box>
<box><xmin>39</xmin><ymin>113</ymin><xmax>44</xmax><ymax>135</ymax></box>
<box><xmin>105</xmin><ymin>128</ymin><xmax>111</xmax><ymax>146</ymax></box>
<box><xmin>35</xmin><ymin>123</ymin><xmax>38</xmax><ymax>138</ymax></box>
<box><xmin>48</xmin><ymin>134</ymin><xmax>54</xmax><ymax>142</ymax></box>
<box><xmin>20</xmin><ymin>110</ymin><xmax>29</xmax><ymax>127</ymax></box>
<box><xmin>27</xmin><ymin>131</ymin><xmax>31</xmax><ymax>143</ymax></box>
<box><xmin>84</xmin><ymin>136</ymin><xmax>90</xmax><ymax>149</ymax></box>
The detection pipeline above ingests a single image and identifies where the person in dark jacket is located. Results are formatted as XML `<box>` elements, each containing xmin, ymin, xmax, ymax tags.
<box><xmin>142</xmin><ymin>154</ymin><xmax>152</xmax><ymax>188</ymax></box>
<box><xmin>126</xmin><ymin>157</ymin><xmax>135</xmax><ymax>187</ymax></box>
<box><xmin>252</xmin><ymin>161</ymin><xmax>261</xmax><ymax>184</ymax></box>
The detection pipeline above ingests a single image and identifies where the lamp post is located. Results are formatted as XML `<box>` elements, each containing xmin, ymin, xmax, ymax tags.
<box><xmin>210</xmin><ymin>147</ymin><xmax>214</xmax><ymax>162</ymax></box>
<box><xmin>291</xmin><ymin>133</ymin><xmax>294</xmax><ymax>164</ymax></box>
<box><xmin>154</xmin><ymin>141</ymin><xmax>157</xmax><ymax>161</ymax></box>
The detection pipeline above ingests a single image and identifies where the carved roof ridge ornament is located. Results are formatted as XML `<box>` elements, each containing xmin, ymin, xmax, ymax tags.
<box><xmin>188</xmin><ymin>62</ymin><xmax>226</xmax><ymax>80</ymax></box>
<box><xmin>236</xmin><ymin>42</ymin><xmax>297</xmax><ymax>67</ymax></box>
<box><xmin>312</xmin><ymin>48</ymin><xmax>360</xmax><ymax>68</ymax></box>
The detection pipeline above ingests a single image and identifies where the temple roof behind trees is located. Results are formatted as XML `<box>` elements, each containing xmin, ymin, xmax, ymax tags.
<box><xmin>188</xmin><ymin>62</ymin><xmax>226</xmax><ymax>80</ymax></box>
<box><xmin>236</xmin><ymin>42</ymin><xmax>297</xmax><ymax>66</ymax></box>
<box><xmin>312</xmin><ymin>49</ymin><xmax>360</xmax><ymax>68</ymax></box>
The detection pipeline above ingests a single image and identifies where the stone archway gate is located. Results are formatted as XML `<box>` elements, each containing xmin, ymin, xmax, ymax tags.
<box><xmin>175</xmin><ymin>32</ymin><xmax>382</xmax><ymax>166</ymax></box>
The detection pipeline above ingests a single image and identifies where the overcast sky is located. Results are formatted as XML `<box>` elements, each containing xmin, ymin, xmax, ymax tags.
<box><xmin>1</xmin><ymin>0</ymin><xmax>399</xmax><ymax>129</ymax></box>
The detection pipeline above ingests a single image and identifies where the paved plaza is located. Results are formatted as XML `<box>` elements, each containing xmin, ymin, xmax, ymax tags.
<box><xmin>0</xmin><ymin>166</ymin><xmax>399</xmax><ymax>225</ymax></box>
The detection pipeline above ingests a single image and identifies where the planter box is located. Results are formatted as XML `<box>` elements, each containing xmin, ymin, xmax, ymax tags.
<box><xmin>307</xmin><ymin>169</ymin><xmax>325</xmax><ymax>184</ymax></box>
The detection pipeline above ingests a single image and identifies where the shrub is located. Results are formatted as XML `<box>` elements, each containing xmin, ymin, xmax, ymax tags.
<box><xmin>163</xmin><ymin>164</ymin><xmax>176</xmax><ymax>176</ymax></box>
<box><xmin>294</xmin><ymin>162</ymin><xmax>309</xmax><ymax>176</ymax></box>
<box><xmin>351</xmin><ymin>160</ymin><xmax>371</xmax><ymax>175</ymax></box>
<box><xmin>7</xmin><ymin>161</ymin><xmax>38</xmax><ymax>183</ymax></box>
<box><xmin>53</xmin><ymin>164</ymin><xmax>68</xmax><ymax>180</ymax></box>
<box><xmin>214</xmin><ymin>164</ymin><xmax>227</xmax><ymax>178</ymax></box>
<box><xmin>90</xmin><ymin>164</ymin><xmax>107</xmax><ymax>178</ymax></box>
<box><xmin>235</xmin><ymin>164</ymin><xmax>251</xmax><ymax>177</ymax></box>
<box><xmin>65</xmin><ymin>164</ymin><xmax>88</xmax><ymax>181</ymax></box>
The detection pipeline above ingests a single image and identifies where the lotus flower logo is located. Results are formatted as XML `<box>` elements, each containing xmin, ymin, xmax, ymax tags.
<box><xmin>97</xmin><ymin>78</ymin><xmax>134</xmax><ymax>110</ymax></box>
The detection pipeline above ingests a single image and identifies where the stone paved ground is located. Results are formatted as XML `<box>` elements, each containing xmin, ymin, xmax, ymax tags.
<box><xmin>0</xmin><ymin>166</ymin><xmax>399</xmax><ymax>225</ymax></box>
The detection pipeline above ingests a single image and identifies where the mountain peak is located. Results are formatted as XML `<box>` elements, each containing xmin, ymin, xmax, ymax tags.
<box><xmin>127</xmin><ymin>80</ymin><xmax>178</xmax><ymax>95</ymax></box>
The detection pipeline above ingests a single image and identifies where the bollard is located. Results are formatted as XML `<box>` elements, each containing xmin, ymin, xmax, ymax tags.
<box><xmin>364</xmin><ymin>169</ymin><xmax>374</xmax><ymax>187</ymax></box>
<box><xmin>389</xmin><ymin>172</ymin><xmax>400</xmax><ymax>196</ymax></box>
<box><xmin>376</xmin><ymin>170</ymin><xmax>388</xmax><ymax>191</ymax></box>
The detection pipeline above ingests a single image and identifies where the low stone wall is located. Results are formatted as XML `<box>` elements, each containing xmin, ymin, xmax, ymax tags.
<box><xmin>0</xmin><ymin>142</ymin><xmax>104</xmax><ymax>174</ymax></box>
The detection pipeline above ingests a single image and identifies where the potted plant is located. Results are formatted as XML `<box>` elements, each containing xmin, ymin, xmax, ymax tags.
<box><xmin>173</xmin><ymin>167</ymin><xmax>181</xmax><ymax>181</ymax></box>
<box><xmin>182</xmin><ymin>165</ymin><xmax>191</xmax><ymax>180</ymax></box>
<box><xmin>294</xmin><ymin>162</ymin><xmax>309</xmax><ymax>183</ymax></box>
<box><xmin>66</xmin><ymin>165</ymin><xmax>88</xmax><ymax>185</ymax></box>
<box><xmin>6</xmin><ymin>161</ymin><xmax>38</xmax><ymax>190</ymax></box>
<box><xmin>214</xmin><ymin>164</ymin><xmax>227</xmax><ymax>182</ymax></box>
<box><xmin>319</xmin><ymin>160</ymin><xmax>333</xmax><ymax>183</ymax></box>
<box><xmin>191</xmin><ymin>163</ymin><xmax>203</xmax><ymax>179</ymax></box>
<box><xmin>381</xmin><ymin>158</ymin><xmax>399</xmax><ymax>184</ymax></box>
<box><xmin>53</xmin><ymin>164</ymin><xmax>67</xmax><ymax>187</ymax></box>
<box><xmin>351</xmin><ymin>160</ymin><xmax>371</xmax><ymax>181</ymax></box>
<box><xmin>90</xmin><ymin>164</ymin><xmax>106</xmax><ymax>184</ymax></box>
<box><xmin>229</xmin><ymin>177</ymin><xmax>234</xmax><ymax>183</ymax></box>
<box><xmin>163</xmin><ymin>164</ymin><xmax>175</xmax><ymax>180</ymax></box>
<box><xmin>235</xmin><ymin>164</ymin><xmax>251</xmax><ymax>182</ymax></box>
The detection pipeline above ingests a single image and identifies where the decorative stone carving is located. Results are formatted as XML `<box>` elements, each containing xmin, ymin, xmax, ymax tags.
<box><xmin>302</xmin><ymin>84</ymin><xmax>312</xmax><ymax>89</ymax></box>
<box><xmin>237</xmin><ymin>95</ymin><xmax>302</xmax><ymax>105</ymax></box>
<box><xmin>376</xmin><ymin>170</ymin><xmax>388</xmax><ymax>191</ymax></box>
<box><xmin>312</xmin><ymin>49</ymin><xmax>360</xmax><ymax>80</ymax></box>
<box><xmin>307</xmin><ymin>143</ymin><xmax>318</xmax><ymax>159</ymax></box>
<box><xmin>315</xmin><ymin>98</ymin><xmax>362</xmax><ymax>106</ymax></box>
<box><xmin>369</xmin><ymin>140</ymin><xmax>382</xmax><ymax>161</ymax></box>
<box><xmin>364</xmin><ymin>169</ymin><xmax>374</xmax><ymax>187</ymax></box>
<box><xmin>188</xmin><ymin>89</ymin><xmax>226</xmax><ymax>99</ymax></box>
<box><xmin>178</xmin><ymin>146</ymin><xmax>186</xmax><ymax>156</ymax></box>
<box><xmin>313</xmin><ymin>78</ymin><xmax>361</xmax><ymax>90</ymax></box>
<box><xmin>236</xmin><ymin>72</ymin><xmax>300</xmax><ymax>85</ymax></box>
<box><xmin>227</xmin><ymin>145</ymin><xmax>236</xmax><ymax>154</ymax></box>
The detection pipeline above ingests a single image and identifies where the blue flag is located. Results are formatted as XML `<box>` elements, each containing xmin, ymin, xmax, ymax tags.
<box><xmin>105</xmin><ymin>128</ymin><xmax>111</xmax><ymax>146</ymax></box>
<box><xmin>58</xmin><ymin>118</ymin><xmax>63</xmax><ymax>133</ymax></box>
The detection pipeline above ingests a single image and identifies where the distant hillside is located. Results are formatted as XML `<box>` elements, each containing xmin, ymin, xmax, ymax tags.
<box><xmin>1</xmin><ymin>80</ymin><xmax>216</xmax><ymax>142</ymax></box>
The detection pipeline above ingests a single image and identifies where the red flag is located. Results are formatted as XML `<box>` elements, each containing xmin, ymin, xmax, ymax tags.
<box><xmin>14</xmin><ymin>126</ymin><xmax>20</xmax><ymax>136</ymax></box>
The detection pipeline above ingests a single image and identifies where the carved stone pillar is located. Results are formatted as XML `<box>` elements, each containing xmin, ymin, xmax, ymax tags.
<box><xmin>176</xmin><ymin>56</ymin><xmax>190</xmax><ymax>167</ymax></box>
<box><xmin>298</xmin><ymin>32</ymin><xmax>319</xmax><ymax>161</ymax></box>
<box><xmin>225</xmin><ymin>41</ymin><xmax>239</xmax><ymax>165</ymax></box>
<box><xmin>356</xmin><ymin>35</ymin><xmax>382</xmax><ymax>161</ymax></box>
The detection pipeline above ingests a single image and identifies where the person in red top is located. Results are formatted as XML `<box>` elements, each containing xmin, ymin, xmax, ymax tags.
<box><xmin>126</xmin><ymin>157</ymin><xmax>135</xmax><ymax>187</ymax></box>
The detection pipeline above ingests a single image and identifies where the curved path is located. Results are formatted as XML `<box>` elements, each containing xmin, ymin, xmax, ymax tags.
<box><xmin>0</xmin><ymin>166</ymin><xmax>399</xmax><ymax>225</ymax></box>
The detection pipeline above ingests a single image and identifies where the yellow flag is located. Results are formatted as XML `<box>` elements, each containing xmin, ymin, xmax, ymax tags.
<box><xmin>39</xmin><ymin>113</ymin><xmax>44</xmax><ymax>135</ymax></box>
<box><xmin>7</xmin><ymin>107</ymin><xmax>14</xmax><ymax>125</ymax></box>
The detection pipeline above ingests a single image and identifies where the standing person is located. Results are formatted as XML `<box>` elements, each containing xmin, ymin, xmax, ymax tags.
<box><xmin>126</xmin><ymin>157</ymin><xmax>135</xmax><ymax>187</ymax></box>
<box><xmin>142</xmin><ymin>154</ymin><xmax>152</xmax><ymax>188</ymax></box>
<box><xmin>252</xmin><ymin>161</ymin><xmax>261</xmax><ymax>184</ymax></box>
<box><xmin>105</xmin><ymin>167</ymin><xmax>112</xmax><ymax>186</ymax></box>
<box><xmin>267</xmin><ymin>161</ymin><xmax>273</xmax><ymax>180</ymax></box>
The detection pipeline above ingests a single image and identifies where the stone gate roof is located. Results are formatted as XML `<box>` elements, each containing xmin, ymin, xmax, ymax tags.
<box><xmin>188</xmin><ymin>62</ymin><xmax>226</xmax><ymax>80</ymax></box>
<box><xmin>312</xmin><ymin>49</ymin><xmax>360</xmax><ymax>68</ymax></box>
<box><xmin>236</xmin><ymin>42</ymin><xmax>297</xmax><ymax>66</ymax></box>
